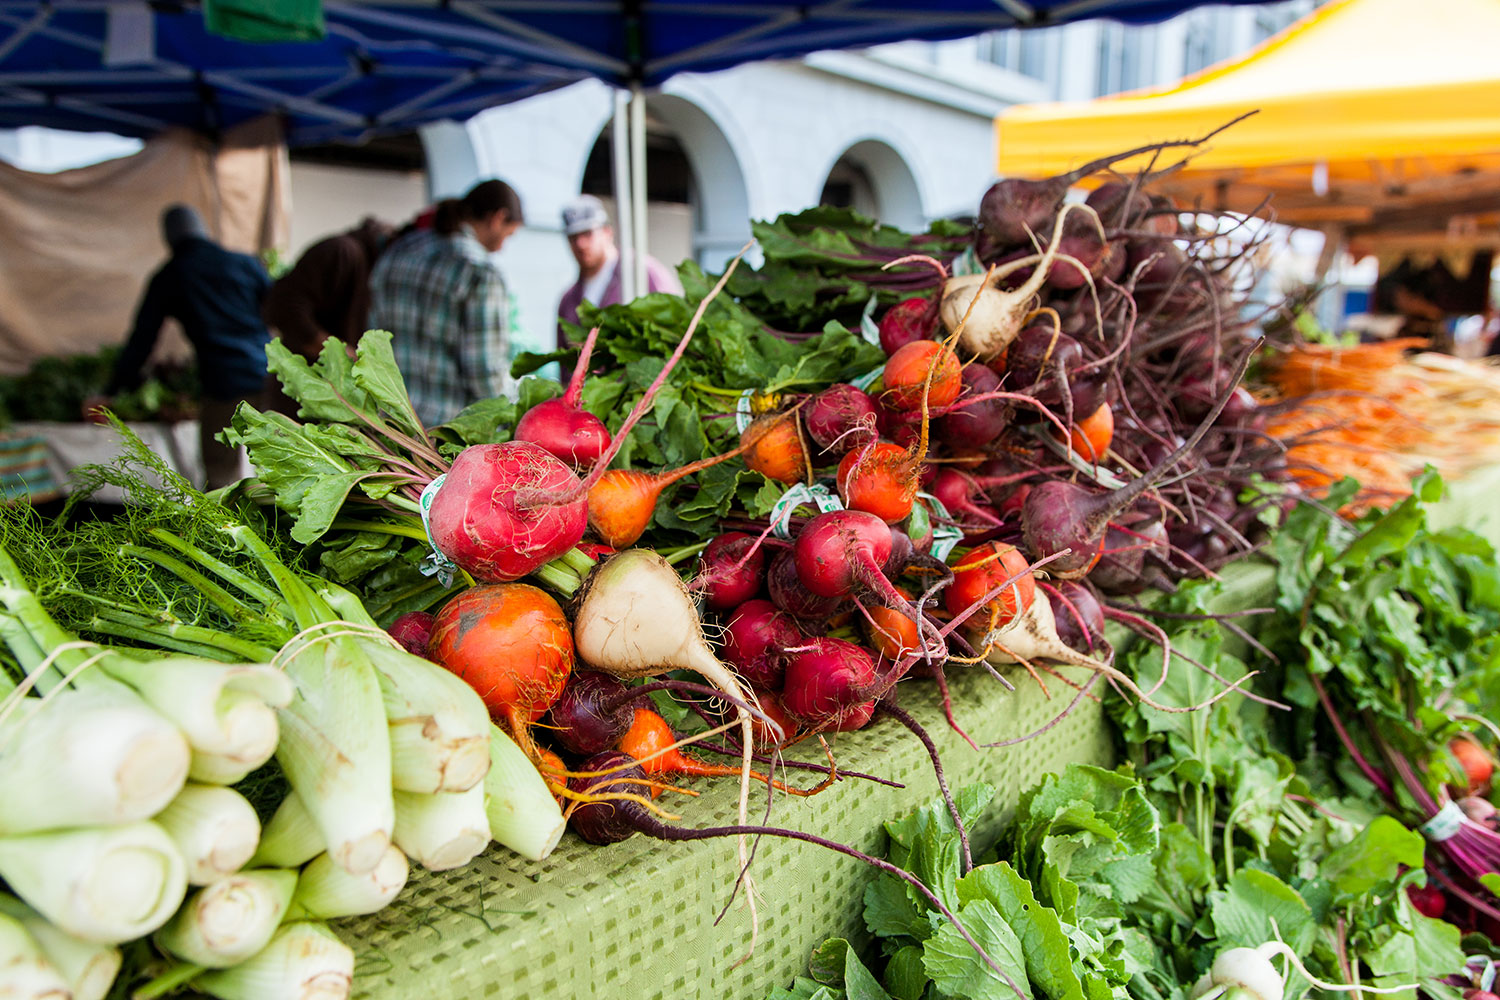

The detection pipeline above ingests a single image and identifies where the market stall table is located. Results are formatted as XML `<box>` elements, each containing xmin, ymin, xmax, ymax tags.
<box><xmin>0</xmin><ymin>421</ymin><xmax>242</xmax><ymax>501</ymax></box>
<box><xmin>339</xmin><ymin>464</ymin><xmax>1500</xmax><ymax>1000</ymax></box>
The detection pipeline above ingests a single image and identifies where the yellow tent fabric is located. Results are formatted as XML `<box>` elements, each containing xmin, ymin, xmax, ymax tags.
<box><xmin>994</xmin><ymin>0</ymin><xmax>1500</xmax><ymax>244</ymax></box>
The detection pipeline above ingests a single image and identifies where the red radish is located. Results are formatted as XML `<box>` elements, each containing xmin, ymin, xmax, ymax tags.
<box><xmin>793</xmin><ymin>510</ymin><xmax>908</xmax><ymax>609</ymax></box>
<box><xmin>387</xmin><ymin>611</ymin><xmax>436</xmax><ymax>656</ymax></box>
<box><xmin>1406</xmin><ymin>883</ymin><xmax>1447</xmax><ymax>919</ymax></box>
<box><xmin>837</xmin><ymin>441</ymin><xmax>918</xmax><ymax>523</ymax></box>
<box><xmin>697</xmin><ymin>533</ymin><xmax>765</xmax><ymax>610</ymax></box>
<box><xmin>742</xmin><ymin>412</ymin><xmax>808</xmax><ymax>485</ymax></box>
<box><xmin>879</xmin><ymin>295</ymin><xmax>939</xmax><ymax>355</ymax></box>
<box><xmin>767</xmin><ymin>551</ymin><xmax>841</xmax><ymax>620</ymax></box>
<box><xmin>804</xmin><ymin>384</ymin><xmax>881</xmax><ymax>456</ymax></box>
<box><xmin>427</xmin><ymin>441</ymin><xmax>588</xmax><ymax>583</ymax></box>
<box><xmin>428</xmin><ymin>583</ymin><xmax>573</xmax><ymax>760</ymax></box>
<box><xmin>1022</xmin><ymin>347</ymin><xmax>1256</xmax><ymax>578</ymax></box>
<box><xmin>749</xmin><ymin>691</ymin><xmax>800</xmax><ymax>749</ymax></box>
<box><xmin>781</xmin><ymin>637</ymin><xmax>877</xmax><ymax>732</ymax></box>
<box><xmin>937</xmin><ymin>364</ymin><xmax>1007</xmax><ymax>453</ymax></box>
<box><xmin>544</xmin><ymin>669</ymin><xmax>636</xmax><ymax>756</ymax></box>
<box><xmin>883</xmin><ymin>341</ymin><xmax>962</xmax><ymax>411</ymax></box>
<box><xmin>945</xmin><ymin>542</ymin><xmax>1034</xmax><ymax>631</ymax></box>
<box><xmin>617</xmin><ymin>707</ymin><xmax>822</xmax><ymax>795</ymax></box>
<box><xmin>721</xmin><ymin>599</ymin><xmax>801</xmax><ymax>689</ymax></box>
<box><xmin>587</xmin><ymin>434</ymin><xmax>760</xmax><ymax>549</ymax></box>
<box><xmin>1065</xmin><ymin>403</ymin><xmax>1115</xmax><ymax>462</ymax></box>
<box><xmin>513</xmin><ymin>325</ymin><xmax>611</xmax><ymax>468</ymax></box>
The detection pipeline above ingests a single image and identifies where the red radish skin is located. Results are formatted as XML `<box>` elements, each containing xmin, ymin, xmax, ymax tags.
<box><xmin>927</xmin><ymin>469</ymin><xmax>1003</xmax><ymax>530</ymax></box>
<box><xmin>883</xmin><ymin>341</ymin><xmax>962</xmax><ymax>411</ymax></box>
<box><xmin>697</xmin><ymin>533</ymin><xmax>765</xmax><ymax>611</ymax></box>
<box><xmin>804</xmin><ymin>384</ymin><xmax>881</xmax><ymax>457</ymax></box>
<box><xmin>428</xmin><ymin>441</ymin><xmax>588</xmax><ymax>583</ymax></box>
<box><xmin>1406</xmin><ymin>884</ymin><xmax>1447</xmax><ymax>920</ymax></box>
<box><xmin>513</xmin><ymin>325</ymin><xmax>611</xmax><ymax>468</ymax></box>
<box><xmin>879</xmin><ymin>296</ymin><xmax>938</xmax><ymax>355</ymax></box>
<box><xmin>781</xmin><ymin>637</ymin><xmax>877</xmax><ymax>732</ymax></box>
<box><xmin>387</xmin><ymin>611</ymin><xmax>436</xmax><ymax>656</ymax></box>
<box><xmin>428</xmin><ymin>583</ymin><xmax>573</xmax><ymax>760</ymax></box>
<box><xmin>721</xmin><ymin>599</ymin><xmax>801</xmax><ymax>689</ymax></box>
<box><xmin>1047</xmin><ymin>580</ymin><xmax>1104</xmax><ymax>653</ymax></box>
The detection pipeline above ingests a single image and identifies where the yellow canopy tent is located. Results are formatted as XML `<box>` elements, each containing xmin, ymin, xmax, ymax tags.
<box><xmin>993</xmin><ymin>0</ymin><xmax>1500</xmax><ymax>257</ymax></box>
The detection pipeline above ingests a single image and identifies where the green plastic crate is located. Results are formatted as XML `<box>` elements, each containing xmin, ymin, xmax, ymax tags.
<box><xmin>342</xmin><ymin>664</ymin><xmax>1114</xmax><ymax>999</ymax></box>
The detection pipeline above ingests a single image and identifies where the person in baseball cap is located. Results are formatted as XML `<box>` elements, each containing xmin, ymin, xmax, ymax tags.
<box><xmin>556</xmin><ymin>194</ymin><xmax>681</xmax><ymax>349</ymax></box>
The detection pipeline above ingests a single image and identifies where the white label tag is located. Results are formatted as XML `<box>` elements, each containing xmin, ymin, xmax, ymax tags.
<box><xmin>769</xmin><ymin>482</ymin><xmax>844</xmax><ymax>539</ymax></box>
<box><xmin>417</xmin><ymin>474</ymin><xmax>458</xmax><ymax>587</ymax></box>
<box><xmin>1419</xmin><ymin>800</ymin><xmax>1465</xmax><ymax>842</ymax></box>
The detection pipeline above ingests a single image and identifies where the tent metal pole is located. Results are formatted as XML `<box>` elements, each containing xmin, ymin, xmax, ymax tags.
<box><xmin>611</xmin><ymin>85</ymin><xmax>636</xmax><ymax>302</ymax></box>
<box><xmin>630</xmin><ymin>81</ymin><xmax>648</xmax><ymax>298</ymax></box>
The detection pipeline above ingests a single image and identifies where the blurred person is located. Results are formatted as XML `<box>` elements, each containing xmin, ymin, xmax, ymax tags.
<box><xmin>263</xmin><ymin>216</ymin><xmax>394</xmax><ymax>360</ymax></box>
<box><xmin>555</xmin><ymin>194</ymin><xmax>681</xmax><ymax>348</ymax></box>
<box><xmin>96</xmin><ymin>204</ymin><xmax>271</xmax><ymax>489</ymax></box>
<box><xmin>368</xmin><ymin>179</ymin><xmax>523</xmax><ymax>427</ymax></box>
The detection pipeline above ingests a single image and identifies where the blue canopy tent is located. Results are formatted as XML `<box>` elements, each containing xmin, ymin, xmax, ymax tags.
<box><xmin>0</xmin><ymin>0</ymin><xmax>1268</xmax><ymax>290</ymax></box>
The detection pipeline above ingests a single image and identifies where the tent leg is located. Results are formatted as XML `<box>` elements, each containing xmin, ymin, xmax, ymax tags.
<box><xmin>1314</xmin><ymin>226</ymin><xmax>1347</xmax><ymax>331</ymax></box>
<box><xmin>611</xmin><ymin>87</ymin><xmax>636</xmax><ymax>302</ymax></box>
<box><xmin>629</xmin><ymin>82</ymin><xmax>649</xmax><ymax>298</ymax></box>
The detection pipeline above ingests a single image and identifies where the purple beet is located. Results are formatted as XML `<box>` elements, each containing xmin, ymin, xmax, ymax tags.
<box><xmin>878</xmin><ymin>296</ymin><xmax>939</xmax><ymax>355</ymax></box>
<box><xmin>545</xmin><ymin>670</ymin><xmax>636</xmax><ymax>756</ymax></box>
<box><xmin>568</xmin><ymin>751</ymin><xmax>648</xmax><ymax>845</ymax></box>
<box><xmin>938</xmin><ymin>364</ymin><xmax>1007</xmax><ymax>452</ymax></box>
<box><xmin>721</xmin><ymin>599</ymin><xmax>802</xmax><ymax>689</ymax></box>
<box><xmin>767</xmin><ymin>550</ymin><xmax>841</xmax><ymax>620</ymax></box>
<box><xmin>804</xmin><ymin>384</ymin><xmax>881</xmax><ymax>457</ymax></box>
<box><xmin>1048</xmin><ymin>581</ymin><xmax>1105</xmax><ymax>653</ymax></box>
<box><xmin>387</xmin><ymin>612</ymin><xmax>436</xmax><ymax>656</ymax></box>
<box><xmin>697</xmin><ymin>532</ymin><xmax>764</xmax><ymax>611</ymax></box>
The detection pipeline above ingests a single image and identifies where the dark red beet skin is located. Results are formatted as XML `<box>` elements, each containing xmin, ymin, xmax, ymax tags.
<box><xmin>938</xmin><ymin>364</ymin><xmax>1007</xmax><ymax>451</ymax></box>
<box><xmin>513</xmin><ymin>398</ymin><xmax>611</xmax><ymax>469</ymax></box>
<box><xmin>767</xmin><ymin>551</ymin><xmax>842</xmax><ymax>620</ymax></box>
<box><xmin>721</xmin><ymin>599</ymin><xmax>802</xmax><ymax>690</ymax></box>
<box><xmin>386</xmin><ymin>611</ymin><xmax>436</xmax><ymax>656</ymax></box>
<box><xmin>878</xmin><ymin>297</ymin><xmax>937</xmax><ymax>356</ymax></box>
<box><xmin>428</xmin><ymin>442</ymin><xmax>588</xmax><ymax>583</ymax></box>
<box><xmin>805</xmin><ymin>384</ymin><xmax>881</xmax><ymax>457</ymax></box>
<box><xmin>568</xmin><ymin>751</ymin><xmax>649</xmax><ymax>845</ymax></box>
<box><xmin>697</xmin><ymin>533</ymin><xmax>765</xmax><ymax>610</ymax></box>
<box><xmin>545</xmin><ymin>670</ymin><xmax>635</xmax><ymax>756</ymax></box>
<box><xmin>781</xmin><ymin>636</ymin><xmax>877</xmax><ymax>731</ymax></box>
<box><xmin>1049</xmin><ymin>581</ymin><xmax>1104</xmax><ymax>653</ymax></box>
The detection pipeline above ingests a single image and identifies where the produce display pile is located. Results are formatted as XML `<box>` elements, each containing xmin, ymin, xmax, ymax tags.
<box><xmin>2</xmin><ymin>143</ymin><xmax>1499</xmax><ymax>1000</ymax></box>
<box><xmin>0</xmin><ymin>348</ymin><xmax>198</xmax><ymax>427</ymax></box>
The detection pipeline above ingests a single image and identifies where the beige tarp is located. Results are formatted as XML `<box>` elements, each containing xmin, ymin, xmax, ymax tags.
<box><xmin>0</xmin><ymin>117</ymin><xmax>289</xmax><ymax>375</ymax></box>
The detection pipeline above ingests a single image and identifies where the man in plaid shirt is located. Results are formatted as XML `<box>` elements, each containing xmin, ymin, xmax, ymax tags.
<box><xmin>369</xmin><ymin>180</ymin><xmax>524</xmax><ymax>427</ymax></box>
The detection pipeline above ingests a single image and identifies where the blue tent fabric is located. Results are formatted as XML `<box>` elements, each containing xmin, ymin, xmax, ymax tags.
<box><xmin>0</xmin><ymin>1</ymin><xmax>1267</xmax><ymax>145</ymax></box>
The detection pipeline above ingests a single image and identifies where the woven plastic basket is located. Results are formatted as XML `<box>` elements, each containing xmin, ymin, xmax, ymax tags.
<box><xmin>342</xmin><ymin>663</ymin><xmax>1115</xmax><ymax>999</ymax></box>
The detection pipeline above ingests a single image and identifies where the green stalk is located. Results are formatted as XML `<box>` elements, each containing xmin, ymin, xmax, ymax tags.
<box><xmin>532</xmin><ymin>560</ymin><xmax>581</xmax><ymax>597</ymax></box>
<box><xmin>661</xmin><ymin>541</ymin><xmax>710</xmax><ymax>567</ymax></box>
<box><xmin>328</xmin><ymin>518</ymin><xmax>427</xmax><ymax>543</ymax></box>
<box><xmin>117</xmin><ymin>544</ymin><xmax>251</xmax><ymax>623</ymax></box>
<box><xmin>559</xmin><ymin>546</ymin><xmax>599</xmax><ymax>576</ymax></box>
<box><xmin>84</xmin><ymin>619</ymin><xmax>244</xmax><ymax>664</ymax></box>
<box><xmin>134</xmin><ymin>959</ymin><xmax>207</xmax><ymax>1000</ymax></box>
<box><xmin>223</xmin><ymin>525</ymin><xmax>332</xmax><ymax>632</ymax></box>
<box><xmin>144</xmin><ymin>528</ymin><xmax>281</xmax><ymax>609</ymax></box>
<box><xmin>366</xmin><ymin>577</ymin><xmax>446</xmax><ymax>622</ymax></box>
<box><xmin>85</xmin><ymin>608</ymin><xmax>278</xmax><ymax>663</ymax></box>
